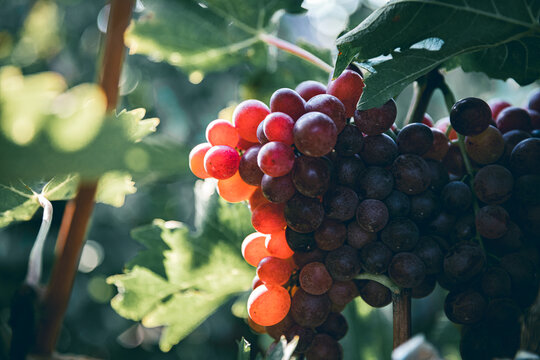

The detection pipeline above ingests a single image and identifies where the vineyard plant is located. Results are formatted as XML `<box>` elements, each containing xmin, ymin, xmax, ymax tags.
<box><xmin>1</xmin><ymin>0</ymin><xmax>540</xmax><ymax>360</ymax></box>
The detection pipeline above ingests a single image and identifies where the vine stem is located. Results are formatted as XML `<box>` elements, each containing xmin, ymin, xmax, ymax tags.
<box><xmin>26</xmin><ymin>194</ymin><xmax>53</xmax><ymax>288</ymax></box>
<box><xmin>258</xmin><ymin>33</ymin><xmax>333</xmax><ymax>74</ymax></box>
<box><xmin>404</xmin><ymin>69</ymin><xmax>443</xmax><ymax>125</ymax></box>
<box><xmin>33</xmin><ymin>0</ymin><xmax>134</xmax><ymax>354</ymax></box>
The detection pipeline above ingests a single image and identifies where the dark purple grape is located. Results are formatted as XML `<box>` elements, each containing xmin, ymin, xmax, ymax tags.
<box><xmin>358</xmin><ymin>280</ymin><xmax>392</xmax><ymax>307</ymax></box>
<box><xmin>328</xmin><ymin>281</ymin><xmax>358</xmax><ymax>308</ymax></box>
<box><xmin>388</xmin><ymin>252</ymin><xmax>426</xmax><ymax>288</ymax></box>
<box><xmin>323</xmin><ymin>186</ymin><xmax>359</xmax><ymax>221</ymax></box>
<box><xmin>295</xmin><ymin>80</ymin><xmax>326</xmax><ymax>101</ymax></box>
<box><xmin>304</xmin><ymin>334</ymin><xmax>343</xmax><ymax>360</ymax></box>
<box><xmin>514</xmin><ymin>174</ymin><xmax>540</xmax><ymax>205</ymax></box>
<box><xmin>501</xmin><ymin>129</ymin><xmax>531</xmax><ymax>164</ymax></box>
<box><xmin>294</xmin><ymin>112</ymin><xmax>337</xmax><ymax>157</ymax></box>
<box><xmin>316</xmin><ymin>312</ymin><xmax>348</xmax><ymax>340</ymax></box>
<box><xmin>270</xmin><ymin>88</ymin><xmax>306</xmax><ymax>121</ymax></box>
<box><xmin>380</xmin><ymin>218</ymin><xmax>419</xmax><ymax>252</ymax></box>
<box><xmin>315</xmin><ymin>219</ymin><xmax>347</xmax><ymax>251</ymax></box>
<box><xmin>427</xmin><ymin>211</ymin><xmax>456</xmax><ymax>236</ymax></box>
<box><xmin>359</xmin><ymin>241</ymin><xmax>392</xmax><ymax>274</ymax></box>
<box><xmin>359</xmin><ymin>134</ymin><xmax>398</xmax><ymax>166</ymax></box>
<box><xmin>489</xmin><ymin>221</ymin><xmax>522</xmax><ymax>254</ymax></box>
<box><xmin>305</xmin><ymin>94</ymin><xmax>347</xmax><ymax>133</ymax></box>
<box><xmin>293</xmin><ymin>248</ymin><xmax>327</xmax><ymax>268</ymax></box>
<box><xmin>485</xmin><ymin>298</ymin><xmax>522</xmax><ymax>328</ymax></box>
<box><xmin>346</xmin><ymin>221</ymin><xmax>376</xmax><ymax>249</ymax></box>
<box><xmin>299</xmin><ymin>262</ymin><xmax>333</xmax><ymax>295</ymax></box>
<box><xmin>290</xmin><ymin>288</ymin><xmax>331</xmax><ymax>327</ymax></box>
<box><xmin>443</xmin><ymin>143</ymin><xmax>466</xmax><ymax>177</ymax></box>
<box><xmin>285</xmin><ymin>227</ymin><xmax>315</xmax><ymax>252</ymax></box>
<box><xmin>424</xmin><ymin>128</ymin><xmax>450</xmax><ymax>161</ymax></box>
<box><xmin>443</xmin><ymin>242</ymin><xmax>485</xmax><ymax>283</ymax></box>
<box><xmin>442</xmin><ymin>181</ymin><xmax>472</xmax><ymax>213</ymax></box>
<box><xmin>285</xmin><ymin>325</ymin><xmax>315</xmax><ymax>353</ymax></box>
<box><xmin>473</xmin><ymin>165</ymin><xmax>513</xmax><ymax>204</ymax></box>
<box><xmin>354</xmin><ymin>99</ymin><xmax>397</xmax><ymax>135</ymax></box>
<box><xmin>409</xmin><ymin>190</ymin><xmax>440</xmax><ymax>223</ymax></box>
<box><xmin>450</xmin><ymin>97</ymin><xmax>492</xmax><ymax>136</ymax></box>
<box><xmin>261</xmin><ymin>174</ymin><xmax>296</xmax><ymax>203</ymax></box>
<box><xmin>238</xmin><ymin>145</ymin><xmax>264</xmax><ymax>185</ymax></box>
<box><xmin>335</xmin><ymin>155</ymin><xmax>365</xmax><ymax>188</ymax></box>
<box><xmin>356</xmin><ymin>199</ymin><xmax>389</xmax><ymax>232</ymax></box>
<box><xmin>444</xmin><ymin>290</ymin><xmax>486</xmax><ymax>324</ymax></box>
<box><xmin>510</xmin><ymin>138</ymin><xmax>540</xmax><ymax>175</ymax></box>
<box><xmin>481</xmin><ymin>266</ymin><xmax>511</xmax><ymax>298</ymax></box>
<box><xmin>451</xmin><ymin>213</ymin><xmax>476</xmax><ymax>243</ymax></box>
<box><xmin>465</xmin><ymin>125</ymin><xmax>504</xmax><ymax>164</ymax></box>
<box><xmin>257</xmin><ymin>121</ymin><xmax>269</xmax><ymax>144</ymax></box>
<box><xmin>265</xmin><ymin>313</ymin><xmax>294</xmax><ymax>339</ymax></box>
<box><xmin>528</xmin><ymin>88</ymin><xmax>540</xmax><ymax>112</ymax></box>
<box><xmin>292</xmin><ymin>155</ymin><xmax>331</xmax><ymax>198</ymax></box>
<box><xmin>384</xmin><ymin>190</ymin><xmax>410</xmax><ymax>218</ymax></box>
<box><xmin>396</xmin><ymin>123</ymin><xmax>434</xmax><ymax>155</ymax></box>
<box><xmin>358</xmin><ymin>167</ymin><xmax>394</xmax><ymax>200</ymax></box>
<box><xmin>413</xmin><ymin>236</ymin><xmax>443</xmax><ymax>274</ymax></box>
<box><xmin>475</xmin><ymin>205</ymin><xmax>509</xmax><ymax>239</ymax></box>
<box><xmin>284</xmin><ymin>194</ymin><xmax>325</xmax><ymax>233</ymax></box>
<box><xmin>325</xmin><ymin>245</ymin><xmax>361</xmax><ymax>281</ymax></box>
<box><xmin>425</xmin><ymin>159</ymin><xmax>450</xmax><ymax>193</ymax></box>
<box><xmin>391</xmin><ymin>154</ymin><xmax>431</xmax><ymax>195</ymax></box>
<box><xmin>496</xmin><ymin>106</ymin><xmax>531</xmax><ymax>133</ymax></box>
<box><xmin>335</xmin><ymin>124</ymin><xmax>363</xmax><ymax>156</ymax></box>
<box><xmin>411</xmin><ymin>275</ymin><xmax>436</xmax><ymax>298</ymax></box>
<box><xmin>501</xmin><ymin>253</ymin><xmax>538</xmax><ymax>308</ymax></box>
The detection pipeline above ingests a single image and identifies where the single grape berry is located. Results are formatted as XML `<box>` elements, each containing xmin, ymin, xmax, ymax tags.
<box><xmin>388</xmin><ymin>252</ymin><xmax>426</xmax><ymax>288</ymax></box>
<box><xmin>238</xmin><ymin>145</ymin><xmax>264</xmax><ymax>185</ymax></box>
<box><xmin>327</xmin><ymin>69</ymin><xmax>365</xmax><ymax>118</ymax></box>
<box><xmin>305</xmin><ymin>94</ymin><xmax>347</xmax><ymax>133</ymax></box>
<box><xmin>396</xmin><ymin>122</ymin><xmax>434</xmax><ymax>155</ymax></box>
<box><xmin>263</xmin><ymin>112</ymin><xmax>295</xmax><ymax>145</ymax></box>
<box><xmin>189</xmin><ymin>142</ymin><xmax>212</xmax><ymax>179</ymax></box>
<box><xmin>233</xmin><ymin>99</ymin><xmax>270</xmax><ymax>143</ymax></box>
<box><xmin>205</xmin><ymin>119</ymin><xmax>239</xmax><ymax>147</ymax></box>
<box><xmin>257</xmin><ymin>141</ymin><xmax>295</xmax><ymax>177</ymax></box>
<box><xmin>354</xmin><ymin>99</ymin><xmax>397</xmax><ymax>136</ymax></box>
<box><xmin>294</xmin><ymin>112</ymin><xmax>338</xmax><ymax>157</ymax></box>
<box><xmin>296</xmin><ymin>80</ymin><xmax>326</xmax><ymax>101</ymax></box>
<box><xmin>248</xmin><ymin>285</ymin><xmax>291</xmax><ymax>326</ymax></box>
<box><xmin>270</xmin><ymin>88</ymin><xmax>306</xmax><ymax>121</ymax></box>
<box><xmin>450</xmin><ymin>97</ymin><xmax>492</xmax><ymax>136</ymax></box>
<box><xmin>203</xmin><ymin>145</ymin><xmax>240</xmax><ymax>180</ymax></box>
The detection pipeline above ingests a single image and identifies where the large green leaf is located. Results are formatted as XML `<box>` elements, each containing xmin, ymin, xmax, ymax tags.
<box><xmin>127</xmin><ymin>0</ymin><xmax>304</xmax><ymax>72</ymax></box>
<box><xmin>108</xmin><ymin>190</ymin><xmax>254</xmax><ymax>352</ymax></box>
<box><xmin>335</xmin><ymin>0</ymin><xmax>540</xmax><ymax>109</ymax></box>
<box><xmin>0</xmin><ymin>66</ymin><xmax>188</xmax><ymax>182</ymax></box>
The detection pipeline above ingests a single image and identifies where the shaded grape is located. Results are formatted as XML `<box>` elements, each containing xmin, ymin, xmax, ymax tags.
<box><xmin>450</xmin><ymin>97</ymin><xmax>492</xmax><ymax>135</ymax></box>
<box><xmin>284</xmin><ymin>194</ymin><xmax>324</xmax><ymax>233</ymax></box>
<box><xmin>356</xmin><ymin>199</ymin><xmax>389</xmax><ymax>232</ymax></box>
<box><xmin>354</xmin><ymin>99</ymin><xmax>397</xmax><ymax>135</ymax></box>
<box><xmin>396</xmin><ymin>122</ymin><xmax>434</xmax><ymax>155</ymax></box>
<box><xmin>388</xmin><ymin>252</ymin><xmax>426</xmax><ymax>288</ymax></box>
<box><xmin>473</xmin><ymin>165</ymin><xmax>513</xmax><ymax>204</ymax></box>
<box><xmin>359</xmin><ymin>134</ymin><xmax>398</xmax><ymax>166</ymax></box>
<box><xmin>335</xmin><ymin>124</ymin><xmax>364</xmax><ymax>156</ymax></box>
<box><xmin>391</xmin><ymin>154</ymin><xmax>431</xmax><ymax>195</ymax></box>
<box><xmin>359</xmin><ymin>241</ymin><xmax>392</xmax><ymax>274</ymax></box>
<box><xmin>325</xmin><ymin>245</ymin><xmax>361</xmax><ymax>281</ymax></box>
<box><xmin>358</xmin><ymin>280</ymin><xmax>392</xmax><ymax>307</ymax></box>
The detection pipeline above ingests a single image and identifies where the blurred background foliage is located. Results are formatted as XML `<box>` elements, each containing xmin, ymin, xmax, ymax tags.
<box><xmin>0</xmin><ymin>0</ymin><xmax>538</xmax><ymax>359</ymax></box>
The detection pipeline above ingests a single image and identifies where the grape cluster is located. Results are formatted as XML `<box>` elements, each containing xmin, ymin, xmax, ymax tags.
<box><xmin>440</xmin><ymin>93</ymin><xmax>540</xmax><ymax>360</ymax></box>
<box><xmin>189</xmin><ymin>68</ymin><xmax>540</xmax><ymax>359</ymax></box>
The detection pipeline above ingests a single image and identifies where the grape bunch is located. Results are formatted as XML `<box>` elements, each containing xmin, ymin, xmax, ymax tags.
<box><xmin>189</xmin><ymin>67</ymin><xmax>540</xmax><ymax>359</ymax></box>
<box><xmin>437</xmin><ymin>92</ymin><xmax>540</xmax><ymax>360</ymax></box>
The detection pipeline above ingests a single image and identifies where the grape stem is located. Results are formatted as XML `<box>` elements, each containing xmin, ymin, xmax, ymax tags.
<box><xmin>355</xmin><ymin>273</ymin><xmax>400</xmax><ymax>294</ymax></box>
<box><xmin>258</xmin><ymin>33</ymin><xmax>333</xmax><ymax>74</ymax></box>
<box><xmin>404</xmin><ymin>69</ymin><xmax>443</xmax><ymax>125</ymax></box>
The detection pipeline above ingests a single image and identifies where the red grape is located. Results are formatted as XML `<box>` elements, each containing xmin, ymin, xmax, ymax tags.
<box><xmin>203</xmin><ymin>145</ymin><xmax>240</xmax><ymax>179</ymax></box>
<box><xmin>263</xmin><ymin>112</ymin><xmax>295</xmax><ymax>145</ymax></box>
<box><xmin>233</xmin><ymin>99</ymin><xmax>270</xmax><ymax>142</ymax></box>
<box><xmin>270</xmin><ymin>88</ymin><xmax>306</xmax><ymax>120</ymax></box>
<box><xmin>205</xmin><ymin>119</ymin><xmax>239</xmax><ymax>147</ymax></box>
<box><xmin>327</xmin><ymin>69</ymin><xmax>364</xmax><ymax>118</ymax></box>
<box><xmin>294</xmin><ymin>112</ymin><xmax>337</xmax><ymax>157</ymax></box>
<box><xmin>189</xmin><ymin>142</ymin><xmax>212</xmax><ymax>179</ymax></box>
<box><xmin>248</xmin><ymin>285</ymin><xmax>291</xmax><ymax>326</ymax></box>
<box><xmin>257</xmin><ymin>141</ymin><xmax>295</xmax><ymax>177</ymax></box>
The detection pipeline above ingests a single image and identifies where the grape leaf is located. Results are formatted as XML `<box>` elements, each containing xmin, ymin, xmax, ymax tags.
<box><xmin>335</xmin><ymin>0</ymin><xmax>540</xmax><ymax>109</ymax></box>
<box><xmin>0</xmin><ymin>172</ymin><xmax>137</xmax><ymax>228</ymax></box>
<box><xmin>126</xmin><ymin>0</ymin><xmax>304</xmax><ymax>72</ymax></box>
<box><xmin>108</xmin><ymin>191</ymin><xmax>254</xmax><ymax>352</ymax></box>
<box><xmin>0</xmin><ymin>67</ymin><xmax>188</xmax><ymax>183</ymax></box>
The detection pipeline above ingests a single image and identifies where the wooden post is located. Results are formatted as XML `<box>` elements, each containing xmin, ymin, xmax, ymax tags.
<box><xmin>33</xmin><ymin>0</ymin><xmax>135</xmax><ymax>354</ymax></box>
<box><xmin>392</xmin><ymin>288</ymin><xmax>412</xmax><ymax>349</ymax></box>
